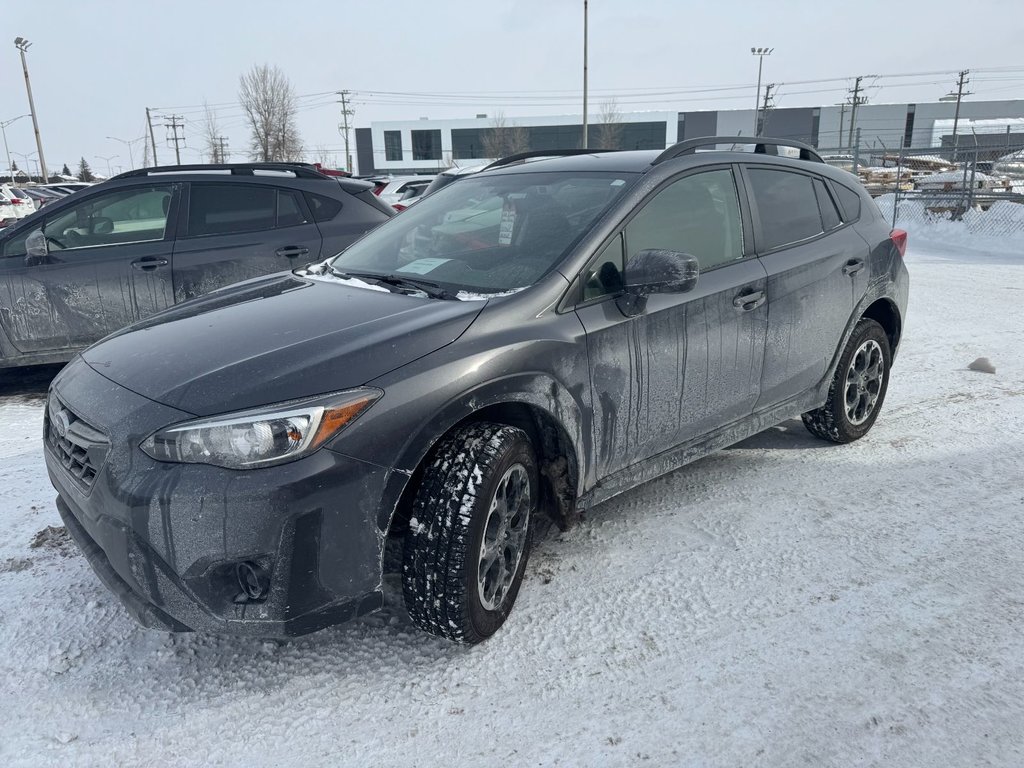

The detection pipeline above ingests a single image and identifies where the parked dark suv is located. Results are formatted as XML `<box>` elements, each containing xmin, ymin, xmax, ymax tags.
<box><xmin>0</xmin><ymin>164</ymin><xmax>392</xmax><ymax>368</ymax></box>
<box><xmin>45</xmin><ymin>137</ymin><xmax>909</xmax><ymax>644</ymax></box>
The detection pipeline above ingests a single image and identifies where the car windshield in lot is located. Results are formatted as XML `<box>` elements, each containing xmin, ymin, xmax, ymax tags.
<box><xmin>329</xmin><ymin>170</ymin><xmax>639</xmax><ymax>294</ymax></box>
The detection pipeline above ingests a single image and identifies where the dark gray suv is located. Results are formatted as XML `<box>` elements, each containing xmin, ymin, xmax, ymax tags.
<box><xmin>0</xmin><ymin>163</ymin><xmax>392</xmax><ymax>368</ymax></box>
<box><xmin>44</xmin><ymin>137</ymin><xmax>909</xmax><ymax>644</ymax></box>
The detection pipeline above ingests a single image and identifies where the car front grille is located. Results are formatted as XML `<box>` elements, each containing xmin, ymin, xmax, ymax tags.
<box><xmin>45</xmin><ymin>393</ymin><xmax>109</xmax><ymax>490</ymax></box>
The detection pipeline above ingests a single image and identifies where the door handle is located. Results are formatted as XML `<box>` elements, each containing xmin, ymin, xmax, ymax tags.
<box><xmin>131</xmin><ymin>257</ymin><xmax>169</xmax><ymax>271</ymax></box>
<box><xmin>732</xmin><ymin>289</ymin><xmax>765</xmax><ymax>311</ymax></box>
<box><xmin>276</xmin><ymin>246</ymin><xmax>310</xmax><ymax>258</ymax></box>
<box><xmin>842</xmin><ymin>258</ymin><xmax>865</xmax><ymax>276</ymax></box>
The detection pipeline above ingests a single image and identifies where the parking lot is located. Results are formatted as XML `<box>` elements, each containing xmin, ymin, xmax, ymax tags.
<box><xmin>0</xmin><ymin>236</ymin><xmax>1021</xmax><ymax>766</ymax></box>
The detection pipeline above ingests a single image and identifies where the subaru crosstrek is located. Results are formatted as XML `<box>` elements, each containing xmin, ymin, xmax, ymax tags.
<box><xmin>44</xmin><ymin>137</ymin><xmax>909</xmax><ymax>644</ymax></box>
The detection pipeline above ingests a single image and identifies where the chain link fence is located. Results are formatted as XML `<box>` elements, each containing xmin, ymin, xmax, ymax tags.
<box><xmin>817</xmin><ymin>139</ymin><xmax>1024</xmax><ymax>239</ymax></box>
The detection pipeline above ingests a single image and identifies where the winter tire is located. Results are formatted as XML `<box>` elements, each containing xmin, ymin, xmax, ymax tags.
<box><xmin>402</xmin><ymin>422</ymin><xmax>538</xmax><ymax>644</ymax></box>
<box><xmin>802</xmin><ymin>318</ymin><xmax>892</xmax><ymax>444</ymax></box>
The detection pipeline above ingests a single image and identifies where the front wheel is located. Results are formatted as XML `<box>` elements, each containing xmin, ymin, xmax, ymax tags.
<box><xmin>803</xmin><ymin>318</ymin><xmax>892</xmax><ymax>443</ymax></box>
<box><xmin>402</xmin><ymin>422</ymin><xmax>538</xmax><ymax>644</ymax></box>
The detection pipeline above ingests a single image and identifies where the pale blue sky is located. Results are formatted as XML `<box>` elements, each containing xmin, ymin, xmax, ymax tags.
<box><xmin>4</xmin><ymin>0</ymin><xmax>1023</xmax><ymax>173</ymax></box>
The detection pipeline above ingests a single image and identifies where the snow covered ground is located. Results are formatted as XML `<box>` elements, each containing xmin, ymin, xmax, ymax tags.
<box><xmin>1</xmin><ymin>237</ymin><xmax>1022</xmax><ymax>767</ymax></box>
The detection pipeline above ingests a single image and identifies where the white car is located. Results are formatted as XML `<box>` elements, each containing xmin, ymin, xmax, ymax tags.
<box><xmin>375</xmin><ymin>175</ymin><xmax>436</xmax><ymax>208</ymax></box>
<box><xmin>0</xmin><ymin>185</ymin><xmax>35</xmax><ymax>226</ymax></box>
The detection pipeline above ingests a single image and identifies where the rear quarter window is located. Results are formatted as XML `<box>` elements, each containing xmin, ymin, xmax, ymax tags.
<box><xmin>304</xmin><ymin>192</ymin><xmax>343</xmax><ymax>222</ymax></box>
<box><xmin>833</xmin><ymin>183</ymin><xmax>863</xmax><ymax>223</ymax></box>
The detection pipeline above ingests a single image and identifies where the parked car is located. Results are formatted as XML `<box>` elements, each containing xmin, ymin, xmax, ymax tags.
<box><xmin>0</xmin><ymin>197</ymin><xmax>17</xmax><ymax>228</ymax></box>
<box><xmin>14</xmin><ymin>186</ymin><xmax>63</xmax><ymax>210</ymax></box>
<box><xmin>45</xmin><ymin>137</ymin><xmax>908</xmax><ymax>644</ymax></box>
<box><xmin>41</xmin><ymin>182</ymin><xmax>94</xmax><ymax>196</ymax></box>
<box><xmin>391</xmin><ymin>180</ymin><xmax>433</xmax><ymax>211</ymax></box>
<box><xmin>0</xmin><ymin>163</ymin><xmax>393</xmax><ymax>368</ymax></box>
<box><xmin>375</xmin><ymin>174</ymin><xmax>437</xmax><ymax>207</ymax></box>
<box><xmin>0</xmin><ymin>184</ymin><xmax>35</xmax><ymax>222</ymax></box>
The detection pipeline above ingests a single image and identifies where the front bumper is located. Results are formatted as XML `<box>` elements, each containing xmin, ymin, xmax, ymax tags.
<box><xmin>45</xmin><ymin>358</ymin><xmax>399</xmax><ymax>637</ymax></box>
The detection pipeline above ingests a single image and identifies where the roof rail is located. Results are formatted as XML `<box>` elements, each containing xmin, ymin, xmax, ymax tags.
<box><xmin>111</xmin><ymin>163</ymin><xmax>330</xmax><ymax>180</ymax></box>
<box><xmin>652</xmin><ymin>136</ymin><xmax>824</xmax><ymax>165</ymax></box>
<box><xmin>482</xmin><ymin>148</ymin><xmax>618</xmax><ymax>171</ymax></box>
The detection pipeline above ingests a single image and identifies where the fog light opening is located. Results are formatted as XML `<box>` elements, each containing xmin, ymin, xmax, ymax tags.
<box><xmin>235</xmin><ymin>561</ymin><xmax>269</xmax><ymax>602</ymax></box>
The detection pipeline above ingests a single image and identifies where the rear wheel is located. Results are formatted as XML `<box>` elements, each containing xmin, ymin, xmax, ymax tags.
<box><xmin>402</xmin><ymin>422</ymin><xmax>537</xmax><ymax>644</ymax></box>
<box><xmin>803</xmin><ymin>318</ymin><xmax>891</xmax><ymax>443</ymax></box>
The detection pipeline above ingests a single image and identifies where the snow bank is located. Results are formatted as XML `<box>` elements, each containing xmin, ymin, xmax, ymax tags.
<box><xmin>876</xmin><ymin>193</ymin><xmax>1024</xmax><ymax>253</ymax></box>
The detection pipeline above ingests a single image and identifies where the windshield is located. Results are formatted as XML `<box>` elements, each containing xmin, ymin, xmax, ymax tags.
<box><xmin>329</xmin><ymin>170</ymin><xmax>638</xmax><ymax>294</ymax></box>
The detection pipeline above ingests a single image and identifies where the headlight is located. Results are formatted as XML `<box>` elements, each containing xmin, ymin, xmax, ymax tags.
<box><xmin>141</xmin><ymin>388</ymin><xmax>381</xmax><ymax>469</ymax></box>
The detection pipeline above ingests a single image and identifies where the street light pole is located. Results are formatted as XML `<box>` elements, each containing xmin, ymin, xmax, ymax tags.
<box><xmin>106</xmin><ymin>136</ymin><xmax>146</xmax><ymax>170</ymax></box>
<box><xmin>95</xmin><ymin>154</ymin><xmax>119</xmax><ymax>178</ymax></box>
<box><xmin>14</xmin><ymin>151</ymin><xmax>37</xmax><ymax>182</ymax></box>
<box><xmin>751</xmin><ymin>47</ymin><xmax>773</xmax><ymax>136</ymax></box>
<box><xmin>14</xmin><ymin>37</ymin><xmax>49</xmax><ymax>182</ymax></box>
<box><xmin>0</xmin><ymin>115</ymin><xmax>30</xmax><ymax>182</ymax></box>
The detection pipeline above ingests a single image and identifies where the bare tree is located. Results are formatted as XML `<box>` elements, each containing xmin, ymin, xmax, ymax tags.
<box><xmin>312</xmin><ymin>143</ymin><xmax>335</xmax><ymax>168</ymax></box>
<box><xmin>201</xmin><ymin>101</ymin><xmax>226</xmax><ymax>163</ymax></box>
<box><xmin>238</xmin><ymin>64</ymin><xmax>303</xmax><ymax>162</ymax></box>
<box><xmin>595</xmin><ymin>99</ymin><xmax>624</xmax><ymax>150</ymax></box>
<box><xmin>482</xmin><ymin>112</ymin><xmax>531</xmax><ymax>159</ymax></box>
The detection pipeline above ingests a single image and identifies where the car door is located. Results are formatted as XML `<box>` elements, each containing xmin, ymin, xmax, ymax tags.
<box><xmin>171</xmin><ymin>181</ymin><xmax>323</xmax><ymax>302</ymax></box>
<box><xmin>741</xmin><ymin>165</ymin><xmax>866</xmax><ymax>408</ymax></box>
<box><xmin>574</xmin><ymin>167</ymin><xmax>768</xmax><ymax>479</ymax></box>
<box><xmin>0</xmin><ymin>183</ymin><xmax>177</xmax><ymax>354</ymax></box>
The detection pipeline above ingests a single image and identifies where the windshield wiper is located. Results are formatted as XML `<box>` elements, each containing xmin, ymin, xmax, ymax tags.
<box><xmin>328</xmin><ymin>266</ymin><xmax>457</xmax><ymax>300</ymax></box>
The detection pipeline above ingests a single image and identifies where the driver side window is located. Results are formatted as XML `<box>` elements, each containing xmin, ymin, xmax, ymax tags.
<box><xmin>624</xmin><ymin>169</ymin><xmax>744</xmax><ymax>273</ymax></box>
<box><xmin>43</xmin><ymin>185</ymin><xmax>173</xmax><ymax>252</ymax></box>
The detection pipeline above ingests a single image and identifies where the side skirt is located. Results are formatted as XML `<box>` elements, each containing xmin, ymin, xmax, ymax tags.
<box><xmin>576</xmin><ymin>388</ymin><xmax>824</xmax><ymax>512</ymax></box>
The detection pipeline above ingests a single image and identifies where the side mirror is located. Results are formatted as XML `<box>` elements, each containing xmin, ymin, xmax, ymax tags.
<box><xmin>617</xmin><ymin>249</ymin><xmax>699</xmax><ymax>316</ymax></box>
<box><xmin>26</xmin><ymin>228</ymin><xmax>48</xmax><ymax>259</ymax></box>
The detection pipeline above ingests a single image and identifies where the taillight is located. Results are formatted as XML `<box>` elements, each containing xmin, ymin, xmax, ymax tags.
<box><xmin>890</xmin><ymin>229</ymin><xmax>907</xmax><ymax>258</ymax></box>
<box><xmin>393</xmin><ymin>203</ymin><xmax>407</xmax><ymax>212</ymax></box>
<box><xmin>10</xmin><ymin>198</ymin><xmax>24</xmax><ymax>204</ymax></box>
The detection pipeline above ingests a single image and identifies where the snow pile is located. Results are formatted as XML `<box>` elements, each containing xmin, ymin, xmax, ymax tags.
<box><xmin>876</xmin><ymin>193</ymin><xmax>1024</xmax><ymax>249</ymax></box>
<box><xmin>1</xmin><ymin>241</ymin><xmax>1023</xmax><ymax>765</ymax></box>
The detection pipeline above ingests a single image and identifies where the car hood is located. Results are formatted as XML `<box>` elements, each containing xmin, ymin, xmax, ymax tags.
<box><xmin>82</xmin><ymin>272</ymin><xmax>484</xmax><ymax>416</ymax></box>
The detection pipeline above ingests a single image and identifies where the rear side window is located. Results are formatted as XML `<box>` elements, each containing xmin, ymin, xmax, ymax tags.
<box><xmin>187</xmin><ymin>185</ymin><xmax>309</xmax><ymax>237</ymax></box>
<box><xmin>813</xmin><ymin>178</ymin><xmax>842</xmax><ymax>230</ymax></box>
<box><xmin>747</xmin><ymin>168</ymin><xmax>823</xmax><ymax>251</ymax></box>
<box><xmin>304</xmin><ymin>192</ymin><xmax>343</xmax><ymax>222</ymax></box>
<box><xmin>833</xmin><ymin>183</ymin><xmax>863</xmax><ymax>222</ymax></box>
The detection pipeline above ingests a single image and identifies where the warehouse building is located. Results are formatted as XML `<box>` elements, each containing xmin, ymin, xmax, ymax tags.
<box><xmin>355</xmin><ymin>98</ymin><xmax>1024</xmax><ymax>175</ymax></box>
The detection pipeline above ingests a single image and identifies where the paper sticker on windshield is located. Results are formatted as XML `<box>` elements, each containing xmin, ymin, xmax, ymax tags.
<box><xmin>396</xmin><ymin>258</ymin><xmax>451</xmax><ymax>275</ymax></box>
<box><xmin>498</xmin><ymin>201</ymin><xmax>516</xmax><ymax>246</ymax></box>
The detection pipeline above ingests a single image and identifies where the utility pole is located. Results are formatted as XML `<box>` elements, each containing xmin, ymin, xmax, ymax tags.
<box><xmin>14</xmin><ymin>37</ymin><xmax>49</xmax><ymax>182</ymax></box>
<box><xmin>836</xmin><ymin>102</ymin><xmax>846</xmax><ymax>149</ymax></box>
<box><xmin>337</xmin><ymin>91</ymin><xmax>354</xmax><ymax>172</ymax></box>
<box><xmin>146</xmin><ymin>107</ymin><xmax>158</xmax><ymax>166</ymax></box>
<box><xmin>216</xmin><ymin>136</ymin><xmax>229</xmax><ymax>163</ymax></box>
<box><xmin>165</xmin><ymin>115</ymin><xmax>185</xmax><ymax>165</ymax></box>
<box><xmin>950</xmin><ymin>69</ymin><xmax>971</xmax><ymax>152</ymax></box>
<box><xmin>847</xmin><ymin>76</ymin><xmax>871</xmax><ymax>149</ymax></box>
<box><xmin>758</xmin><ymin>83</ymin><xmax>776</xmax><ymax>136</ymax></box>
<box><xmin>582</xmin><ymin>0</ymin><xmax>589</xmax><ymax>149</ymax></box>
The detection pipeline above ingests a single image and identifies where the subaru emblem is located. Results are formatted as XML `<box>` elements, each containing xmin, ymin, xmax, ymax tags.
<box><xmin>54</xmin><ymin>410</ymin><xmax>70</xmax><ymax>438</ymax></box>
